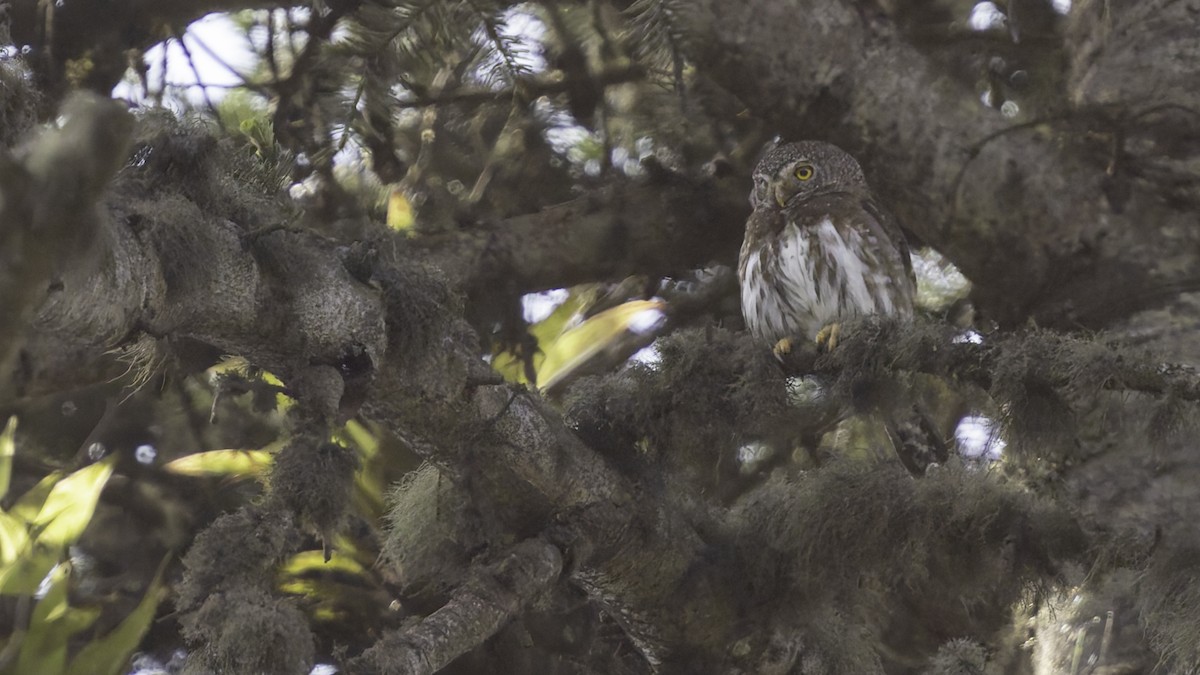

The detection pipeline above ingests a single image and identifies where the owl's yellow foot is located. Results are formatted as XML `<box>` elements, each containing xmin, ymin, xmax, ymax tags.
<box><xmin>815</xmin><ymin>323</ymin><xmax>842</xmax><ymax>352</ymax></box>
<box><xmin>772</xmin><ymin>337</ymin><xmax>793</xmax><ymax>359</ymax></box>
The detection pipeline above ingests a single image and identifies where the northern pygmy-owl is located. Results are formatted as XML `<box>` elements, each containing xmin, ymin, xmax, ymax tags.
<box><xmin>739</xmin><ymin>141</ymin><xmax>916</xmax><ymax>351</ymax></box>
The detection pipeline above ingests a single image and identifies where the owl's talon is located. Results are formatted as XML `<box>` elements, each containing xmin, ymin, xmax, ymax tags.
<box><xmin>772</xmin><ymin>337</ymin><xmax>793</xmax><ymax>359</ymax></box>
<box><xmin>815</xmin><ymin>323</ymin><xmax>841</xmax><ymax>352</ymax></box>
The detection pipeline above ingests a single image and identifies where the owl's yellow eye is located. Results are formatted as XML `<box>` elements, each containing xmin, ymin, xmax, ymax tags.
<box><xmin>794</xmin><ymin>164</ymin><xmax>815</xmax><ymax>181</ymax></box>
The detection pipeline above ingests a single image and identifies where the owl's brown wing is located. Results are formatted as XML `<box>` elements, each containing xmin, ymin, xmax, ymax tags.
<box><xmin>862</xmin><ymin>195</ymin><xmax>916</xmax><ymax>288</ymax></box>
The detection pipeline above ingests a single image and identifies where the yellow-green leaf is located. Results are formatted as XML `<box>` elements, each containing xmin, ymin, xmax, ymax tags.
<box><xmin>0</xmin><ymin>546</ymin><xmax>58</xmax><ymax>596</ymax></box>
<box><xmin>13</xmin><ymin>563</ymin><xmax>99</xmax><ymax>675</ymax></box>
<box><xmin>0</xmin><ymin>416</ymin><xmax>15</xmax><ymax>500</ymax></box>
<box><xmin>66</xmin><ymin>558</ymin><xmax>169</xmax><ymax>675</ymax></box>
<box><xmin>526</xmin><ymin>290</ymin><xmax>593</xmax><ymax>345</ymax></box>
<box><xmin>386</xmin><ymin>187</ymin><xmax>415</xmax><ymax>232</ymax></box>
<box><xmin>31</xmin><ymin>454</ymin><xmax>117</xmax><ymax>549</ymax></box>
<box><xmin>490</xmin><ymin>349</ymin><xmax>544</xmax><ymax>385</ymax></box>
<box><xmin>163</xmin><ymin>448</ymin><xmax>276</xmax><ymax>478</ymax></box>
<box><xmin>0</xmin><ymin>510</ymin><xmax>29</xmax><ymax>566</ymax></box>
<box><xmin>208</xmin><ymin>355</ymin><xmax>250</xmax><ymax>375</ymax></box>
<box><xmin>9</xmin><ymin>472</ymin><xmax>61</xmax><ymax>522</ymax></box>
<box><xmin>277</xmin><ymin>549</ymin><xmax>371</xmax><ymax>617</ymax></box>
<box><xmin>491</xmin><ymin>289</ymin><xmax>592</xmax><ymax>384</ymax></box>
<box><xmin>340</xmin><ymin>420</ymin><xmax>379</xmax><ymax>459</ymax></box>
<box><xmin>279</xmin><ymin>549</ymin><xmax>368</xmax><ymax>578</ymax></box>
<box><xmin>537</xmin><ymin>300</ymin><xmax>664</xmax><ymax>390</ymax></box>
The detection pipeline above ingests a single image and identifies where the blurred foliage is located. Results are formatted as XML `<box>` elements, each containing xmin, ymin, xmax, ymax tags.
<box><xmin>385</xmin><ymin>186</ymin><xmax>415</xmax><ymax>233</ymax></box>
<box><xmin>0</xmin><ymin>422</ymin><xmax>163</xmax><ymax>675</ymax></box>
<box><xmin>492</xmin><ymin>289</ymin><xmax>664</xmax><ymax>391</ymax></box>
<box><xmin>0</xmin><ymin>353</ymin><xmax>410</xmax><ymax>672</ymax></box>
<box><xmin>164</xmin><ymin>446</ymin><xmax>278</xmax><ymax>478</ymax></box>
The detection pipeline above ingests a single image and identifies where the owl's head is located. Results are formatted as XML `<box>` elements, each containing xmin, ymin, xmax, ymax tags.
<box><xmin>751</xmin><ymin>141</ymin><xmax>868</xmax><ymax>209</ymax></box>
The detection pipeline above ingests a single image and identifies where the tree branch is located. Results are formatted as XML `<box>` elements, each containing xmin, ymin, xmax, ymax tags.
<box><xmin>0</xmin><ymin>93</ymin><xmax>132</xmax><ymax>380</ymax></box>
<box><xmin>779</xmin><ymin>316</ymin><xmax>1200</xmax><ymax>403</ymax></box>
<box><xmin>415</xmin><ymin>171</ymin><xmax>749</xmax><ymax>297</ymax></box>
<box><xmin>349</xmin><ymin>538</ymin><xmax>563</xmax><ymax>675</ymax></box>
<box><xmin>395</xmin><ymin>63</ymin><xmax>647</xmax><ymax>110</ymax></box>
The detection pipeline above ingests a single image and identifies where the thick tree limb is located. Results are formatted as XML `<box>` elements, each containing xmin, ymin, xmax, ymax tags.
<box><xmin>0</xmin><ymin>93</ymin><xmax>132</xmax><ymax>381</ymax></box>
<box><xmin>2</xmin><ymin>126</ymin><xmax>387</xmax><ymax>403</ymax></box>
<box><xmin>780</xmin><ymin>316</ymin><xmax>1200</xmax><ymax>403</ymax></box>
<box><xmin>414</xmin><ymin>173</ymin><xmax>749</xmax><ymax>297</ymax></box>
<box><xmin>366</xmin><ymin>359</ymin><xmax>739</xmax><ymax>667</ymax></box>
<box><xmin>349</xmin><ymin>538</ymin><xmax>563</xmax><ymax>675</ymax></box>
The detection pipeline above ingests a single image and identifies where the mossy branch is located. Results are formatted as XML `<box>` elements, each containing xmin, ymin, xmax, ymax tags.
<box><xmin>779</xmin><ymin>317</ymin><xmax>1200</xmax><ymax>404</ymax></box>
<box><xmin>349</xmin><ymin>538</ymin><xmax>562</xmax><ymax>675</ymax></box>
<box><xmin>0</xmin><ymin>92</ymin><xmax>132</xmax><ymax>377</ymax></box>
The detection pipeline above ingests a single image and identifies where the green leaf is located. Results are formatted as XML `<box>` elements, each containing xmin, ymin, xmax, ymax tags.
<box><xmin>538</xmin><ymin>299</ymin><xmax>664</xmax><ymax>390</ymax></box>
<box><xmin>31</xmin><ymin>454</ymin><xmax>117</xmax><ymax>550</ymax></box>
<box><xmin>163</xmin><ymin>447</ymin><xmax>277</xmax><ymax>478</ymax></box>
<box><xmin>386</xmin><ymin>187</ymin><xmax>415</xmax><ymax>233</ymax></box>
<box><xmin>66</xmin><ymin>557</ymin><xmax>169</xmax><ymax>675</ymax></box>
<box><xmin>491</xmin><ymin>289</ymin><xmax>592</xmax><ymax>384</ymax></box>
<box><xmin>0</xmin><ymin>416</ymin><xmax>15</xmax><ymax>500</ymax></box>
<box><xmin>279</xmin><ymin>549</ymin><xmax>368</xmax><ymax>579</ymax></box>
<box><xmin>0</xmin><ymin>546</ymin><xmax>59</xmax><ymax>595</ymax></box>
<box><xmin>340</xmin><ymin>420</ymin><xmax>379</xmax><ymax>459</ymax></box>
<box><xmin>0</xmin><ymin>510</ymin><xmax>30</xmax><ymax>566</ymax></box>
<box><xmin>9</xmin><ymin>472</ymin><xmax>61</xmax><ymax>522</ymax></box>
<box><xmin>277</xmin><ymin>549</ymin><xmax>371</xmax><ymax>622</ymax></box>
<box><xmin>336</xmin><ymin>421</ymin><xmax>386</xmax><ymax>518</ymax></box>
<box><xmin>13</xmin><ymin>563</ymin><xmax>99</xmax><ymax>675</ymax></box>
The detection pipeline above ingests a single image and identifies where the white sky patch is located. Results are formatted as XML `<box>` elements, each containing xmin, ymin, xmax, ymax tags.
<box><xmin>631</xmin><ymin>344</ymin><xmax>661</xmax><ymax>367</ymax></box>
<box><xmin>491</xmin><ymin>8</ymin><xmax>548</xmax><ymax>75</ymax></box>
<box><xmin>969</xmin><ymin>2</ymin><xmax>1007</xmax><ymax>31</ymax></box>
<box><xmin>129</xmin><ymin>650</ymin><xmax>187</xmax><ymax>674</ymax></box>
<box><xmin>542</xmin><ymin>114</ymin><xmax>591</xmax><ymax>154</ymax></box>
<box><xmin>737</xmin><ymin>441</ymin><xmax>774</xmax><ymax>474</ymax></box>
<box><xmin>628</xmin><ymin>306</ymin><xmax>667</xmax><ymax>334</ymax></box>
<box><xmin>135</xmin><ymin>444</ymin><xmax>157</xmax><ymax>464</ymax></box>
<box><xmin>953</xmin><ymin>330</ymin><xmax>984</xmax><ymax>345</ymax></box>
<box><xmin>955</xmin><ymin>415</ymin><xmax>1006</xmax><ymax>460</ymax></box>
<box><xmin>248</xmin><ymin>7</ymin><xmax>312</xmax><ymax>53</ymax></box>
<box><xmin>1052</xmin><ymin>0</ymin><xmax>1072</xmax><ymax>14</ymax></box>
<box><xmin>310</xmin><ymin>666</ymin><xmax>339</xmax><ymax>675</ymax></box>
<box><xmin>522</xmin><ymin>289</ymin><xmax>570</xmax><ymax>324</ymax></box>
<box><xmin>114</xmin><ymin>13</ymin><xmax>254</xmax><ymax>107</ymax></box>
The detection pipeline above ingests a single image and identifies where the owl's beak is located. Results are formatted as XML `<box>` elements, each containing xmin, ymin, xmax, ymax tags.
<box><xmin>774</xmin><ymin>187</ymin><xmax>788</xmax><ymax>208</ymax></box>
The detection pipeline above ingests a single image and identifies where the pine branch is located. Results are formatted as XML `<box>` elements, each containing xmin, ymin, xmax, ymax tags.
<box><xmin>624</xmin><ymin>0</ymin><xmax>687</xmax><ymax>96</ymax></box>
<box><xmin>463</xmin><ymin>0</ymin><xmax>533</xmax><ymax>87</ymax></box>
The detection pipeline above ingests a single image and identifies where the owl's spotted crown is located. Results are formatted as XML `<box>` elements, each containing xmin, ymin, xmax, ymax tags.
<box><xmin>752</xmin><ymin>141</ymin><xmax>869</xmax><ymax>209</ymax></box>
<box><xmin>755</xmin><ymin>141</ymin><xmax>866</xmax><ymax>182</ymax></box>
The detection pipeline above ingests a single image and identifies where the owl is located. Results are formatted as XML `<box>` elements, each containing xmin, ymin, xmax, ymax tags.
<box><xmin>739</xmin><ymin>141</ymin><xmax>916</xmax><ymax>354</ymax></box>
